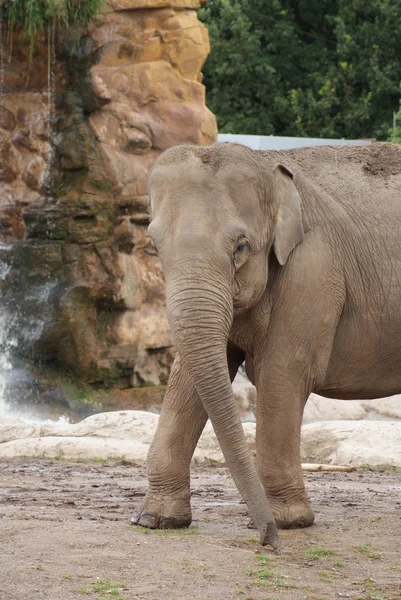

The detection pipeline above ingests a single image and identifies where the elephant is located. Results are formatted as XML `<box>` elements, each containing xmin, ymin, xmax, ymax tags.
<box><xmin>131</xmin><ymin>141</ymin><xmax>401</xmax><ymax>548</ymax></box>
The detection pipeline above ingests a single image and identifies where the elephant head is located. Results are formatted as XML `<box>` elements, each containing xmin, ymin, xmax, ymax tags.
<box><xmin>147</xmin><ymin>143</ymin><xmax>309</xmax><ymax>547</ymax></box>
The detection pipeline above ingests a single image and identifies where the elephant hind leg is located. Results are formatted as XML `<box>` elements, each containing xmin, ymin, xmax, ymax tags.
<box><xmin>245</xmin><ymin>354</ymin><xmax>256</xmax><ymax>385</ymax></box>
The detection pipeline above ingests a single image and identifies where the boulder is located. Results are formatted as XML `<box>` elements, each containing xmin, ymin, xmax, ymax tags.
<box><xmin>2</xmin><ymin>410</ymin><xmax>401</xmax><ymax>467</ymax></box>
<box><xmin>231</xmin><ymin>376</ymin><xmax>401</xmax><ymax>423</ymax></box>
<box><xmin>301</xmin><ymin>420</ymin><xmax>401</xmax><ymax>467</ymax></box>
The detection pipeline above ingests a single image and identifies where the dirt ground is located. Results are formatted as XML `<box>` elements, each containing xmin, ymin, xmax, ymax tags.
<box><xmin>1</xmin><ymin>459</ymin><xmax>400</xmax><ymax>600</ymax></box>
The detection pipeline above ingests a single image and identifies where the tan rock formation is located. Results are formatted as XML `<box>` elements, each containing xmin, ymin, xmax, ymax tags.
<box><xmin>0</xmin><ymin>0</ymin><xmax>217</xmax><ymax>405</ymax></box>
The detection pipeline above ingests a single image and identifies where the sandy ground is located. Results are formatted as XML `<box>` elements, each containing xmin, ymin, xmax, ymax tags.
<box><xmin>1</xmin><ymin>459</ymin><xmax>400</xmax><ymax>600</ymax></box>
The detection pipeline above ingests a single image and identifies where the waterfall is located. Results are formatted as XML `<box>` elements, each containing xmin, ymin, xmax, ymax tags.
<box><xmin>0</xmin><ymin>19</ymin><xmax>59</xmax><ymax>418</ymax></box>
<box><xmin>0</xmin><ymin>248</ymin><xmax>14</xmax><ymax>415</ymax></box>
<box><xmin>0</xmin><ymin>17</ymin><xmax>8</xmax><ymax>415</ymax></box>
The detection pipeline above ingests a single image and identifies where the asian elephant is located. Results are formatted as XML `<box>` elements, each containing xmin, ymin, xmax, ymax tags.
<box><xmin>131</xmin><ymin>141</ymin><xmax>401</xmax><ymax>548</ymax></box>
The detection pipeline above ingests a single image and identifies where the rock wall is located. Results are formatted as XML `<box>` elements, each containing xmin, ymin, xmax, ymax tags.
<box><xmin>0</xmin><ymin>0</ymin><xmax>216</xmax><ymax>406</ymax></box>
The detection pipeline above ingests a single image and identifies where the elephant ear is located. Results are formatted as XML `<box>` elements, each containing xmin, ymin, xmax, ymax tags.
<box><xmin>272</xmin><ymin>164</ymin><xmax>310</xmax><ymax>266</ymax></box>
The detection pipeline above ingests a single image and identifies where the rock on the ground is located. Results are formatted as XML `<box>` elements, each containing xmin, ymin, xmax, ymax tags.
<box><xmin>2</xmin><ymin>410</ymin><xmax>401</xmax><ymax>467</ymax></box>
<box><xmin>305</xmin><ymin>393</ymin><xmax>401</xmax><ymax>422</ymax></box>
<box><xmin>232</xmin><ymin>374</ymin><xmax>401</xmax><ymax>423</ymax></box>
<box><xmin>0</xmin><ymin>411</ymin><xmax>255</xmax><ymax>463</ymax></box>
<box><xmin>301</xmin><ymin>420</ymin><xmax>401</xmax><ymax>467</ymax></box>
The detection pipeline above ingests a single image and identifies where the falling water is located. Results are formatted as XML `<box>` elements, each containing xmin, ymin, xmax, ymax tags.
<box><xmin>0</xmin><ymin>251</ymin><xmax>14</xmax><ymax>416</ymax></box>
<box><xmin>0</xmin><ymin>15</ymin><xmax>8</xmax><ymax>415</ymax></box>
<box><xmin>0</xmin><ymin>18</ymin><xmax>60</xmax><ymax>418</ymax></box>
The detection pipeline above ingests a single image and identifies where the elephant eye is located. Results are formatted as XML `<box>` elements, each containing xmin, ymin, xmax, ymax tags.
<box><xmin>235</xmin><ymin>240</ymin><xmax>248</xmax><ymax>255</ymax></box>
<box><xmin>150</xmin><ymin>241</ymin><xmax>159</xmax><ymax>254</ymax></box>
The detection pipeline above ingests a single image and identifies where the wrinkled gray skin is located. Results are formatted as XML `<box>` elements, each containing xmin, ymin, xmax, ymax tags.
<box><xmin>131</xmin><ymin>142</ymin><xmax>401</xmax><ymax>548</ymax></box>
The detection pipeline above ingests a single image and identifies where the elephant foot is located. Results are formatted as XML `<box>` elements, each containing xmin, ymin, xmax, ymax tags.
<box><xmin>247</xmin><ymin>501</ymin><xmax>314</xmax><ymax>530</ymax></box>
<box><xmin>273</xmin><ymin>500</ymin><xmax>315</xmax><ymax>529</ymax></box>
<box><xmin>131</xmin><ymin>493</ymin><xmax>192</xmax><ymax>530</ymax></box>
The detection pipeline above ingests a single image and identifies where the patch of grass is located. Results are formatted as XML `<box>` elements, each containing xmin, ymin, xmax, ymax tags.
<box><xmin>305</xmin><ymin>547</ymin><xmax>335</xmax><ymax>560</ymax></box>
<box><xmin>203</xmin><ymin>572</ymin><xmax>217</xmax><ymax>580</ymax></box>
<box><xmin>252</xmin><ymin>576</ymin><xmax>297</xmax><ymax>589</ymax></box>
<box><xmin>359</xmin><ymin>464</ymin><xmax>375</xmax><ymax>471</ymax></box>
<box><xmin>354</xmin><ymin>543</ymin><xmax>382</xmax><ymax>560</ymax></box>
<box><xmin>318</xmin><ymin>569</ymin><xmax>334</xmax><ymax>583</ymax></box>
<box><xmin>136</xmin><ymin>525</ymin><xmax>199</xmax><ymax>537</ymax></box>
<box><xmin>363</xmin><ymin>571</ymin><xmax>376</xmax><ymax>587</ymax></box>
<box><xmin>255</xmin><ymin>553</ymin><xmax>275</xmax><ymax>568</ymax></box>
<box><xmin>77</xmin><ymin>580</ymin><xmax>127</xmax><ymax>599</ymax></box>
<box><xmin>92</xmin><ymin>580</ymin><xmax>127</xmax><ymax>596</ymax></box>
<box><xmin>334</xmin><ymin>560</ymin><xmax>344</xmax><ymax>568</ymax></box>
<box><xmin>246</xmin><ymin>568</ymin><xmax>274</xmax><ymax>579</ymax></box>
<box><xmin>62</xmin><ymin>573</ymin><xmax>73</xmax><ymax>580</ymax></box>
<box><xmin>247</xmin><ymin>554</ymin><xmax>297</xmax><ymax>590</ymax></box>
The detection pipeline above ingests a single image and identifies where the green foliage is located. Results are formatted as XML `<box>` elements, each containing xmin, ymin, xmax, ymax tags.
<box><xmin>1</xmin><ymin>0</ymin><xmax>105</xmax><ymax>60</ymax></box>
<box><xmin>305</xmin><ymin>546</ymin><xmax>335</xmax><ymax>560</ymax></box>
<box><xmin>199</xmin><ymin>0</ymin><xmax>401</xmax><ymax>140</ymax></box>
<box><xmin>388</xmin><ymin>95</ymin><xmax>401</xmax><ymax>143</ymax></box>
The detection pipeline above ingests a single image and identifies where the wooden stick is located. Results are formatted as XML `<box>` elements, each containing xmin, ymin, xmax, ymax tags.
<box><xmin>301</xmin><ymin>463</ymin><xmax>355</xmax><ymax>472</ymax></box>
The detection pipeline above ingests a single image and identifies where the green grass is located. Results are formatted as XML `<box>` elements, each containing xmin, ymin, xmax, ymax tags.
<box><xmin>136</xmin><ymin>526</ymin><xmax>199</xmax><ymax>537</ymax></box>
<box><xmin>77</xmin><ymin>580</ymin><xmax>127</xmax><ymax>599</ymax></box>
<box><xmin>246</xmin><ymin>568</ymin><xmax>274</xmax><ymax>579</ymax></box>
<box><xmin>333</xmin><ymin>560</ymin><xmax>344</xmax><ymax>568</ymax></box>
<box><xmin>247</xmin><ymin>553</ymin><xmax>297</xmax><ymax>590</ymax></box>
<box><xmin>353</xmin><ymin>543</ymin><xmax>382</xmax><ymax>560</ymax></box>
<box><xmin>318</xmin><ymin>569</ymin><xmax>334</xmax><ymax>583</ymax></box>
<box><xmin>305</xmin><ymin>547</ymin><xmax>335</xmax><ymax>560</ymax></box>
<box><xmin>252</xmin><ymin>576</ymin><xmax>298</xmax><ymax>589</ymax></box>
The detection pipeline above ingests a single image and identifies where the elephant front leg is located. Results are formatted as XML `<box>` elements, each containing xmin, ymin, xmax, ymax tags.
<box><xmin>255</xmin><ymin>371</ymin><xmax>314</xmax><ymax>529</ymax></box>
<box><xmin>131</xmin><ymin>354</ymin><xmax>208</xmax><ymax>529</ymax></box>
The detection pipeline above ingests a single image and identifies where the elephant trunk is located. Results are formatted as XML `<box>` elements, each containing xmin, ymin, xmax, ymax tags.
<box><xmin>166</xmin><ymin>271</ymin><xmax>278</xmax><ymax>548</ymax></box>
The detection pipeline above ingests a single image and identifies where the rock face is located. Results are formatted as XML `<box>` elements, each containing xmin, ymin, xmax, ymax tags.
<box><xmin>0</xmin><ymin>1</ymin><xmax>217</xmax><ymax>404</ymax></box>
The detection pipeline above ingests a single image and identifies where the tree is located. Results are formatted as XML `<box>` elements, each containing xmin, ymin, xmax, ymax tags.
<box><xmin>199</xmin><ymin>0</ymin><xmax>401</xmax><ymax>140</ymax></box>
<box><xmin>388</xmin><ymin>95</ymin><xmax>401</xmax><ymax>144</ymax></box>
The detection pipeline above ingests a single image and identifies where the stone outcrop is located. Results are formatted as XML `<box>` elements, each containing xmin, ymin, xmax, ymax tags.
<box><xmin>2</xmin><ymin>410</ymin><xmax>401</xmax><ymax>467</ymax></box>
<box><xmin>0</xmin><ymin>0</ymin><xmax>217</xmax><ymax>407</ymax></box>
<box><xmin>301</xmin><ymin>421</ymin><xmax>401</xmax><ymax>467</ymax></box>
<box><xmin>233</xmin><ymin>377</ymin><xmax>401</xmax><ymax>424</ymax></box>
<box><xmin>0</xmin><ymin>411</ymin><xmax>257</xmax><ymax>463</ymax></box>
